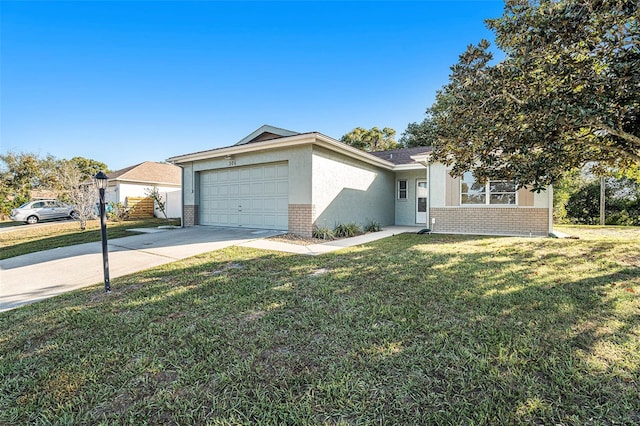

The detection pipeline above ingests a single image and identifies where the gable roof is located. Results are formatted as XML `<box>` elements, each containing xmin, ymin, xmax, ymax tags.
<box><xmin>107</xmin><ymin>161</ymin><xmax>181</xmax><ymax>186</ymax></box>
<box><xmin>234</xmin><ymin>125</ymin><xmax>300</xmax><ymax>146</ymax></box>
<box><xmin>369</xmin><ymin>146</ymin><xmax>432</xmax><ymax>165</ymax></box>
<box><xmin>166</xmin><ymin>126</ymin><xmax>434</xmax><ymax>171</ymax></box>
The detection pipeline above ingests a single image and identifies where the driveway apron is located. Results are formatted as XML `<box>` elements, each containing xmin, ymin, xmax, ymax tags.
<box><xmin>0</xmin><ymin>227</ymin><xmax>283</xmax><ymax>312</ymax></box>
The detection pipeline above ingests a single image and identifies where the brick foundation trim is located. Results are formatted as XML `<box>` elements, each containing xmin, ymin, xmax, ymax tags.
<box><xmin>288</xmin><ymin>204</ymin><xmax>315</xmax><ymax>237</ymax></box>
<box><xmin>430</xmin><ymin>207</ymin><xmax>549</xmax><ymax>236</ymax></box>
<box><xmin>183</xmin><ymin>205</ymin><xmax>199</xmax><ymax>227</ymax></box>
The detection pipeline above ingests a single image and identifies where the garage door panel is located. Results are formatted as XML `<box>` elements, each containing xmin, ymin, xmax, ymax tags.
<box><xmin>276</xmin><ymin>198</ymin><xmax>288</xmax><ymax>211</ymax></box>
<box><xmin>251</xmin><ymin>182</ymin><xmax>263</xmax><ymax>195</ymax></box>
<box><xmin>263</xmin><ymin>165</ymin><xmax>276</xmax><ymax>178</ymax></box>
<box><xmin>240</xmin><ymin>185</ymin><xmax>251</xmax><ymax>196</ymax></box>
<box><xmin>277</xmin><ymin>164</ymin><xmax>288</xmax><ymax>178</ymax></box>
<box><xmin>228</xmin><ymin>184</ymin><xmax>240</xmax><ymax>196</ymax></box>
<box><xmin>275</xmin><ymin>215</ymin><xmax>287</xmax><ymax>228</ymax></box>
<box><xmin>262</xmin><ymin>215</ymin><xmax>274</xmax><ymax>226</ymax></box>
<box><xmin>263</xmin><ymin>199</ymin><xmax>275</xmax><ymax>211</ymax></box>
<box><xmin>227</xmin><ymin>170</ymin><xmax>239</xmax><ymax>181</ymax></box>
<box><xmin>200</xmin><ymin>163</ymin><xmax>288</xmax><ymax>230</ymax></box>
<box><xmin>263</xmin><ymin>182</ymin><xmax>276</xmax><ymax>195</ymax></box>
<box><xmin>239</xmin><ymin>214</ymin><xmax>261</xmax><ymax>227</ymax></box>
<box><xmin>251</xmin><ymin>168</ymin><xmax>263</xmax><ymax>179</ymax></box>
<box><xmin>238</xmin><ymin>168</ymin><xmax>250</xmax><ymax>180</ymax></box>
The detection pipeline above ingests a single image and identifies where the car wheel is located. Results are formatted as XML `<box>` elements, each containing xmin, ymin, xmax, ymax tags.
<box><xmin>70</xmin><ymin>211</ymin><xmax>79</xmax><ymax>219</ymax></box>
<box><xmin>26</xmin><ymin>215</ymin><xmax>39</xmax><ymax>224</ymax></box>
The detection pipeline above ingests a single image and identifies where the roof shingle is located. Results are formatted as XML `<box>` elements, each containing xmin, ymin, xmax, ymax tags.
<box><xmin>107</xmin><ymin>162</ymin><xmax>181</xmax><ymax>185</ymax></box>
<box><xmin>369</xmin><ymin>146</ymin><xmax>432</xmax><ymax>165</ymax></box>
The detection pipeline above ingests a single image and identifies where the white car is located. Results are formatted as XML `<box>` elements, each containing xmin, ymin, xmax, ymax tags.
<box><xmin>10</xmin><ymin>200</ymin><xmax>78</xmax><ymax>224</ymax></box>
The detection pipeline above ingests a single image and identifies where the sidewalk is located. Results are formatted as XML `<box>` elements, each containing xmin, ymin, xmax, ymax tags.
<box><xmin>239</xmin><ymin>226</ymin><xmax>422</xmax><ymax>255</ymax></box>
<box><xmin>1</xmin><ymin>225</ymin><xmax>421</xmax><ymax>312</ymax></box>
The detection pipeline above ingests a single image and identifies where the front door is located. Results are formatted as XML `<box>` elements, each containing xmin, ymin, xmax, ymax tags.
<box><xmin>416</xmin><ymin>180</ymin><xmax>428</xmax><ymax>224</ymax></box>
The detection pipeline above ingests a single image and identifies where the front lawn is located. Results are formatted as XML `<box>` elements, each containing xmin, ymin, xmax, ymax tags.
<box><xmin>0</xmin><ymin>218</ymin><xmax>180</xmax><ymax>260</ymax></box>
<box><xmin>1</xmin><ymin>228</ymin><xmax>639</xmax><ymax>424</ymax></box>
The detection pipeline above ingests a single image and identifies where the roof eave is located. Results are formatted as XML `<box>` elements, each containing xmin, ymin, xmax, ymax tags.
<box><xmin>409</xmin><ymin>153</ymin><xmax>433</xmax><ymax>167</ymax></box>
<box><xmin>392</xmin><ymin>163</ymin><xmax>427</xmax><ymax>171</ymax></box>
<box><xmin>313</xmin><ymin>134</ymin><xmax>395</xmax><ymax>169</ymax></box>
<box><xmin>167</xmin><ymin>133</ymin><xmax>317</xmax><ymax>163</ymax></box>
<box><xmin>167</xmin><ymin>133</ymin><xmax>396</xmax><ymax>170</ymax></box>
<box><xmin>108</xmin><ymin>178</ymin><xmax>181</xmax><ymax>186</ymax></box>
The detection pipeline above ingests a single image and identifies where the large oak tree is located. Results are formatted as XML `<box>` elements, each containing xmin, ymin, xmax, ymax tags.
<box><xmin>427</xmin><ymin>0</ymin><xmax>639</xmax><ymax>191</ymax></box>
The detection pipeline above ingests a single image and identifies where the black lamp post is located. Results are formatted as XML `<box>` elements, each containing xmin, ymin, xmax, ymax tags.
<box><xmin>94</xmin><ymin>171</ymin><xmax>111</xmax><ymax>293</ymax></box>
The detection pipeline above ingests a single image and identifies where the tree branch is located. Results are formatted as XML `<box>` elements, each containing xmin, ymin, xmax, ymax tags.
<box><xmin>592</xmin><ymin>122</ymin><xmax>640</xmax><ymax>149</ymax></box>
<box><xmin>480</xmin><ymin>91</ymin><xmax>525</xmax><ymax>108</ymax></box>
<box><xmin>598</xmin><ymin>144</ymin><xmax>640</xmax><ymax>163</ymax></box>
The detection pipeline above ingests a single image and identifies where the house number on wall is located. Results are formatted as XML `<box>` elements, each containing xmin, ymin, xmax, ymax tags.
<box><xmin>228</xmin><ymin>160</ymin><xmax>236</xmax><ymax>166</ymax></box>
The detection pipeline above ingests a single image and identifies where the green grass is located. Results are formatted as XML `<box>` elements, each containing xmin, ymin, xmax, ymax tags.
<box><xmin>0</xmin><ymin>218</ymin><xmax>180</xmax><ymax>260</ymax></box>
<box><xmin>1</xmin><ymin>227</ymin><xmax>639</xmax><ymax>424</ymax></box>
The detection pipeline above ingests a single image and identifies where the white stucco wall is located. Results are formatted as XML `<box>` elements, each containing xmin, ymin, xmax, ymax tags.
<box><xmin>428</xmin><ymin>163</ymin><xmax>448</xmax><ymax>208</ymax></box>
<box><xmin>152</xmin><ymin>189</ymin><xmax>182</xmax><ymax>219</ymax></box>
<box><xmin>311</xmin><ymin>147</ymin><xmax>395</xmax><ymax>229</ymax></box>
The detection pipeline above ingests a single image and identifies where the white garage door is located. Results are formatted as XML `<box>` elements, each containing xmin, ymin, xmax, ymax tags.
<box><xmin>199</xmin><ymin>162</ymin><xmax>288</xmax><ymax>230</ymax></box>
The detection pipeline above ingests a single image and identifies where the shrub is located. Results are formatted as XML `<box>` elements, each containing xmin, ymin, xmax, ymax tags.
<box><xmin>364</xmin><ymin>220</ymin><xmax>382</xmax><ymax>233</ymax></box>
<box><xmin>106</xmin><ymin>202</ymin><xmax>129</xmax><ymax>222</ymax></box>
<box><xmin>334</xmin><ymin>222</ymin><xmax>361</xmax><ymax>238</ymax></box>
<box><xmin>312</xmin><ymin>226</ymin><xmax>335</xmax><ymax>240</ymax></box>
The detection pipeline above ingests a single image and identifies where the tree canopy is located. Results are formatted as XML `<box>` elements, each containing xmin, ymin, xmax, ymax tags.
<box><xmin>426</xmin><ymin>0</ymin><xmax>639</xmax><ymax>191</ymax></box>
<box><xmin>0</xmin><ymin>152</ymin><xmax>109</xmax><ymax>218</ymax></box>
<box><xmin>340</xmin><ymin>127</ymin><xmax>399</xmax><ymax>152</ymax></box>
<box><xmin>399</xmin><ymin>116</ymin><xmax>437</xmax><ymax>148</ymax></box>
<box><xmin>67</xmin><ymin>157</ymin><xmax>109</xmax><ymax>181</ymax></box>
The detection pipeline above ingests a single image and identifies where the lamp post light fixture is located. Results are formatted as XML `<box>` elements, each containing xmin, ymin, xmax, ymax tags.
<box><xmin>94</xmin><ymin>171</ymin><xmax>111</xmax><ymax>293</ymax></box>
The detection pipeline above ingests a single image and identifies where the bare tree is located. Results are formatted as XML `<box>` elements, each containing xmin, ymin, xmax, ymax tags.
<box><xmin>58</xmin><ymin>161</ymin><xmax>97</xmax><ymax>230</ymax></box>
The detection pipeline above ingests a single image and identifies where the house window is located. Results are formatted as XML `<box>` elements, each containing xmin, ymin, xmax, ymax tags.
<box><xmin>461</xmin><ymin>172</ymin><xmax>516</xmax><ymax>205</ymax></box>
<box><xmin>398</xmin><ymin>180</ymin><xmax>408</xmax><ymax>200</ymax></box>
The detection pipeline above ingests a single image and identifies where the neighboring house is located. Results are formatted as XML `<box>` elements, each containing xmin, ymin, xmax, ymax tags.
<box><xmin>167</xmin><ymin>125</ymin><xmax>553</xmax><ymax>237</ymax></box>
<box><xmin>105</xmin><ymin>162</ymin><xmax>182</xmax><ymax>218</ymax></box>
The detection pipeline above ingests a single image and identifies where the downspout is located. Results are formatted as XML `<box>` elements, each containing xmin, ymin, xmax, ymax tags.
<box><xmin>426</xmin><ymin>159</ymin><xmax>431</xmax><ymax>229</ymax></box>
<box><xmin>548</xmin><ymin>184</ymin><xmax>554</xmax><ymax>236</ymax></box>
<box><xmin>174</xmin><ymin>164</ymin><xmax>185</xmax><ymax>228</ymax></box>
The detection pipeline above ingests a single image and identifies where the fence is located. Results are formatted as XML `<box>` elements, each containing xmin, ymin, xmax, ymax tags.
<box><xmin>125</xmin><ymin>197</ymin><xmax>154</xmax><ymax>219</ymax></box>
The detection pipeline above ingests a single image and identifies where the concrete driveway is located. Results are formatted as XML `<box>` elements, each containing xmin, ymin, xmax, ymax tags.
<box><xmin>0</xmin><ymin>226</ymin><xmax>284</xmax><ymax>312</ymax></box>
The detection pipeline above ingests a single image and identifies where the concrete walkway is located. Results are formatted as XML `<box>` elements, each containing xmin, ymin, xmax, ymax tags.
<box><xmin>0</xmin><ymin>225</ymin><xmax>421</xmax><ymax>312</ymax></box>
<box><xmin>239</xmin><ymin>226</ymin><xmax>422</xmax><ymax>255</ymax></box>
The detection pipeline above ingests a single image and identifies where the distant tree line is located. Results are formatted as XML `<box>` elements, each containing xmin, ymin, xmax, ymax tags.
<box><xmin>555</xmin><ymin>167</ymin><xmax>640</xmax><ymax>226</ymax></box>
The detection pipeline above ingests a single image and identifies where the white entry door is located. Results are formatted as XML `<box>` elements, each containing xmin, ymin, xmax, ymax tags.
<box><xmin>416</xmin><ymin>180</ymin><xmax>428</xmax><ymax>224</ymax></box>
<box><xmin>199</xmin><ymin>162</ymin><xmax>289</xmax><ymax>230</ymax></box>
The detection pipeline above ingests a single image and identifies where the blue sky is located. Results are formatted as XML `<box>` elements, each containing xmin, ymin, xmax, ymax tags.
<box><xmin>1</xmin><ymin>1</ymin><xmax>505</xmax><ymax>171</ymax></box>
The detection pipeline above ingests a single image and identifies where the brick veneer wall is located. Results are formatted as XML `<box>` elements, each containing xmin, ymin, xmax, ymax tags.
<box><xmin>430</xmin><ymin>208</ymin><xmax>549</xmax><ymax>236</ymax></box>
<box><xmin>183</xmin><ymin>205</ymin><xmax>199</xmax><ymax>227</ymax></box>
<box><xmin>289</xmin><ymin>204</ymin><xmax>315</xmax><ymax>237</ymax></box>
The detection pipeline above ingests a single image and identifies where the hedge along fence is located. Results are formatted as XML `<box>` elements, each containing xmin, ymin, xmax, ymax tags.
<box><xmin>125</xmin><ymin>197</ymin><xmax>154</xmax><ymax>219</ymax></box>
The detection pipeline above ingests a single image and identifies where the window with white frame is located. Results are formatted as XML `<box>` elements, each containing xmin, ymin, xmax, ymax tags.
<box><xmin>460</xmin><ymin>172</ymin><xmax>516</xmax><ymax>205</ymax></box>
<box><xmin>398</xmin><ymin>180</ymin><xmax>408</xmax><ymax>200</ymax></box>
